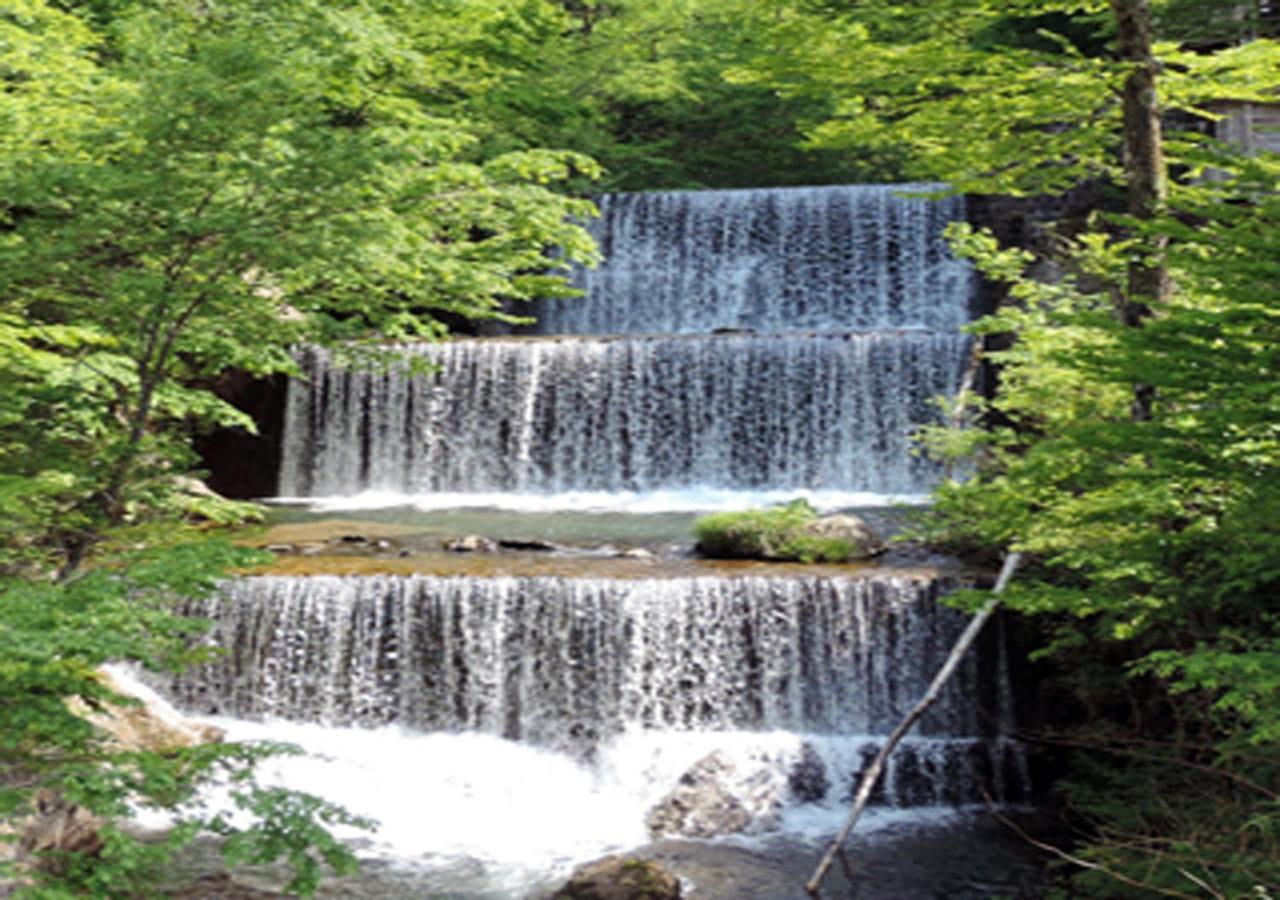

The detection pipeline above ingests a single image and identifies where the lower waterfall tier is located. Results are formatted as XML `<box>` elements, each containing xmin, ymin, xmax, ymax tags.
<box><xmin>277</xmin><ymin>331</ymin><xmax>969</xmax><ymax>498</ymax></box>
<box><xmin>167</xmin><ymin>573</ymin><xmax>1011</xmax><ymax>747</ymax></box>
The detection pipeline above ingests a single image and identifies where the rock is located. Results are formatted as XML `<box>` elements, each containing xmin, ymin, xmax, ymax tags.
<box><xmin>444</xmin><ymin>534</ymin><xmax>497</xmax><ymax>553</ymax></box>
<box><xmin>169</xmin><ymin>873</ymin><xmax>292</xmax><ymax>899</ymax></box>
<box><xmin>693</xmin><ymin>502</ymin><xmax>886</xmax><ymax>563</ymax></box>
<box><xmin>616</xmin><ymin>548</ymin><xmax>655</xmax><ymax>560</ymax></box>
<box><xmin>0</xmin><ymin>668</ymin><xmax>225</xmax><ymax>893</ymax></box>
<box><xmin>497</xmin><ymin>537</ymin><xmax>560</xmax><ymax>552</ymax></box>
<box><xmin>335</xmin><ymin>534</ymin><xmax>369</xmax><ymax>545</ymax></box>
<box><xmin>16</xmin><ymin>789</ymin><xmax>106</xmax><ymax>862</ymax></box>
<box><xmin>788</xmin><ymin>743</ymin><xmax>830</xmax><ymax>804</ymax></box>
<box><xmin>802</xmin><ymin>514</ymin><xmax>886</xmax><ymax>560</ymax></box>
<box><xmin>264</xmin><ymin>543</ymin><xmax>295</xmax><ymax>554</ymax></box>
<box><xmin>66</xmin><ymin>665</ymin><xmax>225</xmax><ymax>752</ymax></box>
<box><xmin>550</xmin><ymin>855</ymin><xmax>682</xmax><ymax>900</ymax></box>
<box><xmin>0</xmin><ymin>788</ymin><xmax>106</xmax><ymax>893</ymax></box>
<box><xmin>645</xmin><ymin>753</ymin><xmax>753</xmax><ymax>839</ymax></box>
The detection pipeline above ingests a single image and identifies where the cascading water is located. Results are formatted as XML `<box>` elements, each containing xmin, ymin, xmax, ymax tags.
<box><xmin>278</xmin><ymin>332</ymin><xmax>968</xmax><ymax>498</ymax></box>
<box><xmin>172</xmin><ymin>575</ymin><xmax>1001</xmax><ymax>744</ymax></box>
<box><xmin>154</xmin><ymin>185</ymin><xmax>1038</xmax><ymax>896</ymax></box>
<box><xmin>163</xmin><ymin>573</ymin><xmax>1028</xmax><ymax>894</ymax></box>
<box><xmin>519</xmin><ymin>184</ymin><xmax>971</xmax><ymax>335</ymax></box>
<box><xmin>276</xmin><ymin>184</ymin><xmax>974</xmax><ymax>507</ymax></box>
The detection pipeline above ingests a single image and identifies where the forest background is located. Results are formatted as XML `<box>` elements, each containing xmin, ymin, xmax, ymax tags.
<box><xmin>1</xmin><ymin>0</ymin><xmax>1278</xmax><ymax>896</ymax></box>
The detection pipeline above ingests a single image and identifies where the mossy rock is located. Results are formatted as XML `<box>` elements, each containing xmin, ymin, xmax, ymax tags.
<box><xmin>549</xmin><ymin>854</ymin><xmax>682</xmax><ymax>899</ymax></box>
<box><xmin>693</xmin><ymin>500</ymin><xmax>884</xmax><ymax>563</ymax></box>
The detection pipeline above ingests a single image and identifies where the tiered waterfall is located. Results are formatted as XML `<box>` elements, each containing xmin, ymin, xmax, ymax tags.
<box><xmin>277</xmin><ymin>184</ymin><xmax>973</xmax><ymax>501</ymax></box>
<box><xmin>163</xmin><ymin>184</ymin><xmax>1026</xmax><ymax>895</ymax></box>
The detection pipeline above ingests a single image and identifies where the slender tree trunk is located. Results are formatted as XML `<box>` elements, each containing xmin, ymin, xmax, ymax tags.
<box><xmin>1110</xmin><ymin>0</ymin><xmax>1170</xmax><ymax>420</ymax></box>
<box><xmin>805</xmin><ymin>552</ymin><xmax>1024</xmax><ymax>898</ymax></box>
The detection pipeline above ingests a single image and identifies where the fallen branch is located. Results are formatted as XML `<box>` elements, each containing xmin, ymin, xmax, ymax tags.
<box><xmin>804</xmin><ymin>551</ymin><xmax>1023</xmax><ymax>898</ymax></box>
<box><xmin>984</xmin><ymin>800</ymin><xmax>1202</xmax><ymax>900</ymax></box>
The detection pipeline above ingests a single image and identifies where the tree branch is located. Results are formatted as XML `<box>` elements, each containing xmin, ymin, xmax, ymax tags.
<box><xmin>805</xmin><ymin>551</ymin><xmax>1023</xmax><ymax>898</ymax></box>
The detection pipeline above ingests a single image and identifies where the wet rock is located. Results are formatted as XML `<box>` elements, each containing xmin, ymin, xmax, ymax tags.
<box><xmin>444</xmin><ymin>534</ymin><xmax>497</xmax><ymax>553</ymax></box>
<box><xmin>788</xmin><ymin>742</ymin><xmax>830</xmax><ymax>804</ymax></box>
<box><xmin>335</xmin><ymin>534</ymin><xmax>369</xmax><ymax>545</ymax></box>
<box><xmin>645</xmin><ymin>747</ymin><xmax>773</xmax><ymax>839</ymax></box>
<box><xmin>549</xmin><ymin>854</ymin><xmax>682</xmax><ymax>900</ymax></box>
<box><xmin>616</xmin><ymin>548</ymin><xmax>655</xmax><ymax>560</ymax></box>
<box><xmin>169</xmin><ymin>873</ymin><xmax>291</xmax><ymax>899</ymax></box>
<box><xmin>497</xmin><ymin>538</ymin><xmax>560</xmax><ymax>552</ymax></box>
<box><xmin>264</xmin><ymin>544</ymin><xmax>295</xmax><ymax>554</ymax></box>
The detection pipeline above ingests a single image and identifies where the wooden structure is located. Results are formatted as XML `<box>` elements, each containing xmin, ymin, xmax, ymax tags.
<box><xmin>1214</xmin><ymin>101</ymin><xmax>1280</xmax><ymax>155</ymax></box>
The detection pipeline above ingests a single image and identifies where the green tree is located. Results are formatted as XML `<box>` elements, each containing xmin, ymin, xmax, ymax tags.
<box><xmin>0</xmin><ymin>1</ymin><xmax>601</xmax><ymax>893</ymax></box>
<box><xmin>0</xmin><ymin>0</ymin><xmax>598</xmax><ymax>573</ymax></box>
<box><xmin>736</xmin><ymin>0</ymin><xmax>1276</xmax><ymax>193</ymax></box>
<box><xmin>739</xmin><ymin>0</ymin><xmax>1280</xmax><ymax>893</ymax></box>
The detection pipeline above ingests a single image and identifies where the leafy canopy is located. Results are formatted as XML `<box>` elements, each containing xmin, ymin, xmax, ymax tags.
<box><xmin>0</xmin><ymin>0</ymin><xmax>600</xmax><ymax>570</ymax></box>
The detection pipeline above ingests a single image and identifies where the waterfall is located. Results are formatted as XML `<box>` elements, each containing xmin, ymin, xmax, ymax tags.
<box><xmin>170</xmin><ymin>184</ymin><xmax>1033</xmax><ymax>894</ymax></box>
<box><xmin>520</xmin><ymin>185</ymin><xmax>972</xmax><ymax>335</ymax></box>
<box><xmin>278</xmin><ymin>332</ymin><xmax>968</xmax><ymax>498</ymax></box>
<box><xmin>166</xmin><ymin>573</ymin><xmax>1026</xmax><ymax>809</ymax></box>
<box><xmin>276</xmin><ymin>183</ymin><xmax>974</xmax><ymax>503</ymax></box>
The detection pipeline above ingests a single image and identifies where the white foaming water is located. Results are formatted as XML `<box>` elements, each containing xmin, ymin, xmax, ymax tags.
<box><xmin>178</xmin><ymin>718</ymin><xmax>980</xmax><ymax>894</ymax></box>
<box><xmin>272</xmin><ymin>488</ymin><xmax>930</xmax><ymax>515</ymax></box>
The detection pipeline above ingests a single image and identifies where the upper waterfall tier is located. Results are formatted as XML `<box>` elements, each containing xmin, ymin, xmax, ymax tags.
<box><xmin>278</xmin><ymin>332</ymin><xmax>968</xmax><ymax>499</ymax></box>
<box><xmin>519</xmin><ymin>184</ymin><xmax>972</xmax><ymax>335</ymax></box>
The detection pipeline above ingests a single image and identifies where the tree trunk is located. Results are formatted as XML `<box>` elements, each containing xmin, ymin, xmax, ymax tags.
<box><xmin>1110</xmin><ymin>0</ymin><xmax>1170</xmax><ymax>420</ymax></box>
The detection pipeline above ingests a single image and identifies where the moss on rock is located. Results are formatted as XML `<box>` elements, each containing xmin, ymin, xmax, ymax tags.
<box><xmin>693</xmin><ymin>500</ymin><xmax>884</xmax><ymax>563</ymax></box>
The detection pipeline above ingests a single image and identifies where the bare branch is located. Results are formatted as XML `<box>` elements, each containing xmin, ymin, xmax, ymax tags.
<box><xmin>805</xmin><ymin>551</ymin><xmax>1023</xmax><ymax>898</ymax></box>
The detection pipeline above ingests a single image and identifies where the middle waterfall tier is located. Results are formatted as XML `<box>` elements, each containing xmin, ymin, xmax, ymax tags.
<box><xmin>279</xmin><ymin>331</ymin><xmax>968</xmax><ymax>498</ymax></box>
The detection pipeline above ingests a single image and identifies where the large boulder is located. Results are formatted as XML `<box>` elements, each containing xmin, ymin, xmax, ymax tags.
<box><xmin>645</xmin><ymin>752</ymin><xmax>782</xmax><ymax>839</ymax></box>
<box><xmin>66</xmin><ymin>665</ymin><xmax>225</xmax><ymax>752</ymax></box>
<box><xmin>550</xmin><ymin>855</ymin><xmax>682</xmax><ymax>900</ymax></box>
<box><xmin>1</xmin><ymin>667</ymin><xmax>225</xmax><ymax>895</ymax></box>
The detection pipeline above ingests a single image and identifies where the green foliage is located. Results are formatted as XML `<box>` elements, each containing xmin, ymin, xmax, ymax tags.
<box><xmin>693</xmin><ymin>499</ymin><xmax>856</xmax><ymax>563</ymax></box>
<box><xmin>743</xmin><ymin>3</ymin><xmax>1280</xmax><ymax>888</ymax></box>
<box><xmin>0</xmin><ymin>541</ymin><xmax>374</xmax><ymax>897</ymax></box>
<box><xmin>735</xmin><ymin>0</ymin><xmax>1280</xmax><ymax>195</ymax></box>
<box><xmin>910</xmin><ymin>151</ymin><xmax>1280</xmax><ymax>893</ymax></box>
<box><xmin>0</xmin><ymin>0</ymin><xmax>602</xmax><ymax>569</ymax></box>
<box><xmin>389</xmin><ymin>0</ymin><xmax>890</xmax><ymax>191</ymax></box>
